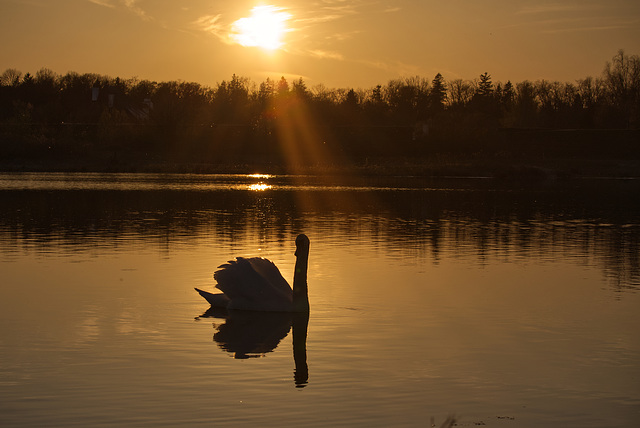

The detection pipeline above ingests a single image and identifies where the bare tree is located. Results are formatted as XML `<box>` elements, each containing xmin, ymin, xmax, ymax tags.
<box><xmin>603</xmin><ymin>49</ymin><xmax>640</xmax><ymax>127</ymax></box>
<box><xmin>0</xmin><ymin>68</ymin><xmax>22</xmax><ymax>86</ymax></box>
<box><xmin>447</xmin><ymin>79</ymin><xmax>474</xmax><ymax>107</ymax></box>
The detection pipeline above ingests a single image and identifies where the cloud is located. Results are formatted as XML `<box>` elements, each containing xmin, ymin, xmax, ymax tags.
<box><xmin>194</xmin><ymin>14</ymin><xmax>225</xmax><ymax>36</ymax></box>
<box><xmin>195</xmin><ymin>8</ymin><xmax>293</xmax><ymax>48</ymax></box>
<box><xmin>506</xmin><ymin>3</ymin><xmax>640</xmax><ymax>34</ymax></box>
<box><xmin>324</xmin><ymin>30</ymin><xmax>362</xmax><ymax>42</ymax></box>
<box><xmin>541</xmin><ymin>21</ymin><xmax>639</xmax><ymax>34</ymax></box>
<box><xmin>258</xmin><ymin>71</ymin><xmax>311</xmax><ymax>83</ymax></box>
<box><xmin>122</xmin><ymin>0</ymin><xmax>150</xmax><ymax>21</ymax></box>
<box><xmin>357</xmin><ymin>58</ymin><xmax>423</xmax><ymax>77</ymax></box>
<box><xmin>516</xmin><ymin>4</ymin><xmax>594</xmax><ymax>15</ymax></box>
<box><xmin>193</xmin><ymin>1</ymin><xmax>400</xmax><ymax>63</ymax></box>
<box><xmin>194</xmin><ymin>13</ymin><xmax>235</xmax><ymax>45</ymax></box>
<box><xmin>87</xmin><ymin>0</ymin><xmax>115</xmax><ymax>7</ymax></box>
<box><xmin>87</xmin><ymin>0</ymin><xmax>151</xmax><ymax>21</ymax></box>
<box><xmin>307</xmin><ymin>50</ymin><xmax>344</xmax><ymax>60</ymax></box>
<box><xmin>507</xmin><ymin>3</ymin><xmax>640</xmax><ymax>35</ymax></box>
<box><xmin>293</xmin><ymin>14</ymin><xmax>344</xmax><ymax>25</ymax></box>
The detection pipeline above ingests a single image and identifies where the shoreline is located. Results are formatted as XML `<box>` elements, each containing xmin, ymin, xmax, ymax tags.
<box><xmin>1</xmin><ymin>157</ymin><xmax>639</xmax><ymax>181</ymax></box>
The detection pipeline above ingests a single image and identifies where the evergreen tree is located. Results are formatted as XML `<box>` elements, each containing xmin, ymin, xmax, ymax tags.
<box><xmin>371</xmin><ymin>85</ymin><xmax>383</xmax><ymax>105</ymax></box>
<box><xmin>277</xmin><ymin>76</ymin><xmax>289</xmax><ymax>95</ymax></box>
<box><xmin>429</xmin><ymin>73</ymin><xmax>447</xmax><ymax>112</ymax></box>
<box><xmin>292</xmin><ymin>78</ymin><xmax>309</xmax><ymax>101</ymax></box>
<box><xmin>502</xmin><ymin>80</ymin><xmax>515</xmax><ymax>106</ymax></box>
<box><xmin>476</xmin><ymin>72</ymin><xmax>494</xmax><ymax>98</ymax></box>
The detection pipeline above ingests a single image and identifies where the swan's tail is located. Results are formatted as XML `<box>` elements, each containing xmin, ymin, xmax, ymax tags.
<box><xmin>194</xmin><ymin>288</ymin><xmax>230</xmax><ymax>307</ymax></box>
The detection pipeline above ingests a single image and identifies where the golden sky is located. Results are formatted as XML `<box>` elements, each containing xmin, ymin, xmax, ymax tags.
<box><xmin>1</xmin><ymin>0</ymin><xmax>639</xmax><ymax>88</ymax></box>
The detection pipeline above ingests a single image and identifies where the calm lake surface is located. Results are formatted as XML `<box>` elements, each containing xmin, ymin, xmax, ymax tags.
<box><xmin>1</xmin><ymin>172</ymin><xmax>639</xmax><ymax>427</ymax></box>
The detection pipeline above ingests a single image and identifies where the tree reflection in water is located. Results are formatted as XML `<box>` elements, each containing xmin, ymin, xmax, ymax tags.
<box><xmin>2</xmin><ymin>176</ymin><xmax>638</xmax><ymax>292</ymax></box>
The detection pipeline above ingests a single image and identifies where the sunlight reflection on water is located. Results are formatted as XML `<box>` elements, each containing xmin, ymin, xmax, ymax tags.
<box><xmin>247</xmin><ymin>183</ymin><xmax>272</xmax><ymax>191</ymax></box>
<box><xmin>0</xmin><ymin>173</ymin><xmax>639</xmax><ymax>427</ymax></box>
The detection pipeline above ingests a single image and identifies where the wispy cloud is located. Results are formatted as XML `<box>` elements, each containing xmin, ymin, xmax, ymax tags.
<box><xmin>86</xmin><ymin>0</ymin><xmax>152</xmax><ymax>21</ymax></box>
<box><xmin>87</xmin><ymin>0</ymin><xmax>115</xmax><ymax>7</ymax></box>
<box><xmin>293</xmin><ymin>14</ymin><xmax>344</xmax><ymax>25</ymax></box>
<box><xmin>193</xmin><ymin>13</ymin><xmax>236</xmax><ymax>46</ymax></box>
<box><xmin>259</xmin><ymin>71</ymin><xmax>311</xmax><ymax>82</ymax></box>
<box><xmin>541</xmin><ymin>21</ymin><xmax>639</xmax><ymax>34</ymax></box>
<box><xmin>307</xmin><ymin>49</ymin><xmax>344</xmax><ymax>60</ymax></box>
<box><xmin>287</xmin><ymin>1</ymin><xmax>383</xmax><ymax>59</ymax></box>
<box><xmin>324</xmin><ymin>30</ymin><xmax>362</xmax><ymax>42</ymax></box>
<box><xmin>507</xmin><ymin>3</ymin><xmax>639</xmax><ymax>33</ymax></box>
<box><xmin>193</xmin><ymin>1</ymin><xmax>401</xmax><ymax>62</ymax></box>
<box><xmin>122</xmin><ymin>0</ymin><xmax>150</xmax><ymax>21</ymax></box>
<box><xmin>358</xmin><ymin>58</ymin><xmax>422</xmax><ymax>76</ymax></box>
<box><xmin>516</xmin><ymin>4</ymin><xmax>596</xmax><ymax>15</ymax></box>
<box><xmin>194</xmin><ymin>14</ymin><xmax>225</xmax><ymax>36</ymax></box>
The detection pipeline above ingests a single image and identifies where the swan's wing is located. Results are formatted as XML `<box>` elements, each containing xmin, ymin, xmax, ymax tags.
<box><xmin>214</xmin><ymin>257</ymin><xmax>291</xmax><ymax>304</ymax></box>
<box><xmin>246</xmin><ymin>257</ymin><xmax>292</xmax><ymax>297</ymax></box>
<box><xmin>214</xmin><ymin>258</ymin><xmax>264</xmax><ymax>300</ymax></box>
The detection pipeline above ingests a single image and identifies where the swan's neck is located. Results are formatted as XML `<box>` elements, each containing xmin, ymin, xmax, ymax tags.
<box><xmin>292</xmin><ymin>249</ymin><xmax>309</xmax><ymax>312</ymax></box>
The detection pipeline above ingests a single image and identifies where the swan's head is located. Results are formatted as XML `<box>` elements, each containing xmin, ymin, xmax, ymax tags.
<box><xmin>295</xmin><ymin>234</ymin><xmax>309</xmax><ymax>256</ymax></box>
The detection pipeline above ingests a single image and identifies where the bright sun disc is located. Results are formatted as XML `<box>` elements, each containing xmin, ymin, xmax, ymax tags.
<box><xmin>231</xmin><ymin>5</ymin><xmax>291</xmax><ymax>50</ymax></box>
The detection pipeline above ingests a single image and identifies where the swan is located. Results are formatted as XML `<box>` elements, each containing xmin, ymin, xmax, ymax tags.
<box><xmin>195</xmin><ymin>234</ymin><xmax>310</xmax><ymax>312</ymax></box>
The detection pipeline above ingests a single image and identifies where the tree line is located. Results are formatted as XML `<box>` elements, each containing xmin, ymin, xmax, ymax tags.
<box><xmin>1</xmin><ymin>50</ymin><xmax>638</xmax><ymax>167</ymax></box>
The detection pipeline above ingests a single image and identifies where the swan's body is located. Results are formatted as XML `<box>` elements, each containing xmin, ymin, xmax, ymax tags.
<box><xmin>195</xmin><ymin>234</ymin><xmax>310</xmax><ymax>312</ymax></box>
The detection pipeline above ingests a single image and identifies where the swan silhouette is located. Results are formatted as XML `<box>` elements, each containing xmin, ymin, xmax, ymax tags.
<box><xmin>195</xmin><ymin>234</ymin><xmax>310</xmax><ymax>312</ymax></box>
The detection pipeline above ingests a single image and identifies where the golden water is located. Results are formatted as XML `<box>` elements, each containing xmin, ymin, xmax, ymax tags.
<box><xmin>1</xmin><ymin>173</ymin><xmax>638</xmax><ymax>427</ymax></box>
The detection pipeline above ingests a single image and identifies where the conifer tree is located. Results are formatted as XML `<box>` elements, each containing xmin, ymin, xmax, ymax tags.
<box><xmin>429</xmin><ymin>73</ymin><xmax>447</xmax><ymax>112</ymax></box>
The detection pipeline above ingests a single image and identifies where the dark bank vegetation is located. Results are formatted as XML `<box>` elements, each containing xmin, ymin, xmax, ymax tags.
<box><xmin>1</xmin><ymin>50</ymin><xmax>639</xmax><ymax>176</ymax></box>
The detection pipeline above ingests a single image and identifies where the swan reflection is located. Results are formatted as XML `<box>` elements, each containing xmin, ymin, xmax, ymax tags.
<box><xmin>197</xmin><ymin>308</ymin><xmax>309</xmax><ymax>388</ymax></box>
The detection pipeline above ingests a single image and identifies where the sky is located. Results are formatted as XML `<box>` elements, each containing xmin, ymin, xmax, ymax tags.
<box><xmin>1</xmin><ymin>0</ymin><xmax>639</xmax><ymax>89</ymax></box>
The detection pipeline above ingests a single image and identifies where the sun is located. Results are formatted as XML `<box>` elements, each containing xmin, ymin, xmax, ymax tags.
<box><xmin>230</xmin><ymin>5</ymin><xmax>291</xmax><ymax>51</ymax></box>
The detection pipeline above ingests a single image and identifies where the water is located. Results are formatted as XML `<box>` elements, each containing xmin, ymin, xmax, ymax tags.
<box><xmin>0</xmin><ymin>172</ymin><xmax>639</xmax><ymax>427</ymax></box>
